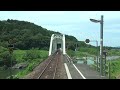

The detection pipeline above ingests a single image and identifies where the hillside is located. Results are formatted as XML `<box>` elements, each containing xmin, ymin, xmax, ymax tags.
<box><xmin>0</xmin><ymin>19</ymin><xmax>82</xmax><ymax>50</ymax></box>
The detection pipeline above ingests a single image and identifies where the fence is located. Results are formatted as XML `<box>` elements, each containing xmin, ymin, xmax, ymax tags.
<box><xmin>93</xmin><ymin>56</ymin><xmax>110</xmax><ymax>78</ymax></box>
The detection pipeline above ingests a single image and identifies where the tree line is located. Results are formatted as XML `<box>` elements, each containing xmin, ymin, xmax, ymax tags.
<box><xmin>0</xmin><ymin>19</ymin><xmax>81</xmax><ymax>50</ymax></box>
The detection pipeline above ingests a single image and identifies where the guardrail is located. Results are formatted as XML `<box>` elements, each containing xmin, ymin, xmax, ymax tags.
<box><xmin>92</xmin><ymin>57</ymin><xmax>110</xmax><ymax>78</ymax></box>
<box><xmin>105</xmin><ymin>62</ymin><xmax>110</xmax><ymax>78</ymax></box>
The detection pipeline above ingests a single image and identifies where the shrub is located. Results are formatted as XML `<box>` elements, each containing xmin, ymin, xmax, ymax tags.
<box><xmin>67</xmin><ymin>50</ymin><xmax>75</xmax><ymax>57</ymax></box>
<box><xmin>22</xmin><ymin>48</ymin><xmax>40</xmax><ymax>61</ymax></box>
<box><xmin>0</xmin><ymin>51</ymin><xmax>16</xmax><ymax>67</ymax></box>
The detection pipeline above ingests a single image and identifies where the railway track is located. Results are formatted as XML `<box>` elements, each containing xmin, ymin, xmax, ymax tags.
<box><xmin>37</xmin><ymin>50</ymin><xmax>61</xmax><ymax>79</ymax></box>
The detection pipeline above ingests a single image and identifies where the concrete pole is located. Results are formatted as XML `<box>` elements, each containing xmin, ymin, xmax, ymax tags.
<box><xmin>100</xmin><ymin>15</ymin><xmax>104</xmax><ymax>76</ymax></box>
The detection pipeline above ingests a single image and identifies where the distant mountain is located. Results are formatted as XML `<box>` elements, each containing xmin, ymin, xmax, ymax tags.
<box><xmin>112</xmin><ymin>46</ymin><xmax>120</xmax><ymax>49</ymax></box>
<box><xmin>0</xmin><ymin>19</ymin><xmax>89</xmax><ymax>50</ymax></box>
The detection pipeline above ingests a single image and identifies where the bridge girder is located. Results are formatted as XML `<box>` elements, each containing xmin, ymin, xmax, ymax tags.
<box><xmin>49</xmin><ymin>34</ymin><xmax>66</xmax><ymax>56</ymax></box>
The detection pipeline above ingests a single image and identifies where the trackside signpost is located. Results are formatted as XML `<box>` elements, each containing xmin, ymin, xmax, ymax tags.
<box><xmin>8</xmin><ymin>39</ymin><xmax>15</xmax><ymax>78</ymax></box>
<box><xmin>85</xmin><ymin>39</ymin><xmax>90</xmax><ymax>43</ymax></box>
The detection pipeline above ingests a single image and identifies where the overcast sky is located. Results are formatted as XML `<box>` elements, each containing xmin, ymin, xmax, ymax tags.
<box><xmin>0</xmin><ymin>11</ymin><xmax>120</xmax><ymax>47</ymax></box>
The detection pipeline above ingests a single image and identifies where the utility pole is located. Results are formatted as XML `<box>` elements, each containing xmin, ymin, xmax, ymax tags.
<box><xmin>90</xmin><ymin>15</ymin><xmax>104</xmax><ymax>76</ymax></box>
<box><xmin>100</xmin><ymin>15</ymin><xmax>104</xmax><ymax>76</ymax></box>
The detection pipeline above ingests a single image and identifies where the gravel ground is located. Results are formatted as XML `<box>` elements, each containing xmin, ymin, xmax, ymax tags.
<box><xmin>22</xmin><ymin>55</ymin><xmax>53</xmax><ymax>79</ymax></box>
<box><xmin>55</xmin><ymin>53</ymin><xmax>67</xmax><ymax>79</ymax></box>
<box><xmin>22</xmin><ymin>52</ymin><xmax>67</xmax><ymax>79</ymax></box>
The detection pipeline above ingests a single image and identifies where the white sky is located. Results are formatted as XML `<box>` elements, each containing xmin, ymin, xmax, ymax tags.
<box><xmin>0</xmin><ymin>11</ymin><xmax>120</xmax><ymax>47</ymax></box>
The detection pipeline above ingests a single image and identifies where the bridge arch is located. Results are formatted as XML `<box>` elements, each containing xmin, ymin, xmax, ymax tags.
<box><xmin>49</xmin><ymin>34</ymin><xmax>66</xmax><ymax>56</ymax></box>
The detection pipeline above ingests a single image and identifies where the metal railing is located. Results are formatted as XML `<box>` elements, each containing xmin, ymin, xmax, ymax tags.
<box><xmin>93</xmin><ymin>57</ymin><xmax>110</xmax><ymax>79</ymax></box>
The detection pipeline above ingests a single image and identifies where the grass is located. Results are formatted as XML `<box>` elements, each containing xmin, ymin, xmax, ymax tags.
<box><xmin>11</xmin><ymin>49</ymin><xmax>49</xmax><ymax>78</ymax></box>
<box><xmin>108</xmin><ymin>49</ymin><xmax>120</xmax><ymax>56</ymax></box>
<box><xmin>67</xmin><ymin>49</ymin><xmax>96</xmax><ymax>59</ymax></box>
<box><xmin>13</xmin><ymin>50</ymin><xmax>26</xmax><ymax>63</ymax></box>
<box><xmin>13</xmin><ymin>50</ymin><xmax>48</xmax><ymax>62</ymax></box>
<box><xmin>75</xmin><ymin>51</ymin><xmax>95</xmax><ymax>57</ymax></box>
<box><xmin>39</xmin><ymin>50</ymin><xmax>49</xmax><ymax>59</ymax></box>
<box><xmin>16</xmin><ymin>58</ymin><xmax>44</xmax><ymax>78</ymax></box>
<box><xmin>109</xmin><ymin>58</ymin><xmax>120</xmax><ymax>79</ymax></box>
